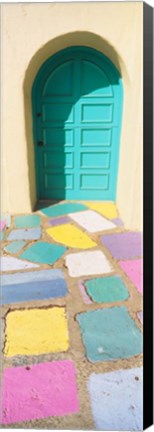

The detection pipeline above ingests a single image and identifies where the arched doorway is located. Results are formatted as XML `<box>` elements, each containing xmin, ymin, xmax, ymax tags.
<box><xmin>32</xmin><ymin>46</ymin><xmax>123</xmax><ymax>201</ymax></box>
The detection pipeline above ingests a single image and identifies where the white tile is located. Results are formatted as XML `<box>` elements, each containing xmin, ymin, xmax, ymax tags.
<box><xmin>65</xmin><ymin>250</ymin><xmax>113</xmax><ymax>277</ymax></box>
<box><xmin>69</xmin><ymin>210</ymin><xmax>116</xmax><ymax>233</ymax></box>
<box><xmin>1</xmin><ymin>256</ymin><xmax>39</xmax><ymax>272</ymax></box>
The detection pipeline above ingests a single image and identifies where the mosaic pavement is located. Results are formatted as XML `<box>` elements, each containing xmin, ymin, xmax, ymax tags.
<box><xmin>0</xmin><ymin>202</ymin><xmax>143</xmax><ymax>430</ymax></box>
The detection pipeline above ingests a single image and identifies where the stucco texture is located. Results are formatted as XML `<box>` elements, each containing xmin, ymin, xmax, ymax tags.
<box><xmin>1</xmin><ymin>2</ymin><xmax>143</xmax><ymax>229</ymax></box>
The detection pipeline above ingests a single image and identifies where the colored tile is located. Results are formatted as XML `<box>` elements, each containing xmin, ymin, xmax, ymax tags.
<box><xmin>4</xmin><ymin>307</ymin><xmax>69</xmax><ymax>356</ymax></box>
<box><xmin>112</xmin><ymin>217</ymin><xmax>124</xmax><ymax>227</ymax></box>
<box><xmin>76</xmin><ymin>306</ymin><xmax>142</xmax><ymax>362</ymax></box>
<box><xmin>0</xmin><ymin>220</ymin><xmax>6</xmax><ymax>230</ymax></box>
<box><xmin>88</xmin><ymin>368</ymin><xmax>143</xmax><ymax>430</ymax></box>
<box><xmin>46</xmin><ymin>224</ymin><xmax>96</xmax><ymax>249</ymax></box>
<box><xmin>1</xmin><ymin>269</ymin><xmax>68</xmax><ymax>305</ymax></box>
<box><xmin>48</xmin><ymin>216</ymin><xmax>70</xmax><ymax>226</ymax></box>
<box><xmin>84</xmin><ymin>202</ymin><xmax>118</xmax><ymax>219</ymax></box>
<box><xmin>4</xmin><ymin>240</ymin><xmax>26</xmax><ymax>254</ymax></box>
<box><xmin>41</xmin><ymin>202</ymin><xmax>88</xmax><ymax>217</ymax></box>
<box><xmin>1</xmin><ymin>256</ymin><xmax>39</xmax><ymax>272</ymax></box>
<box><xmin>8</xmin><ymin>227</ymin><xmax>41</xmax><ymax>241</ymax></box>
<box><xmin>137</xmin><ymin>311</ymin><xmax>143</xmax><ymax>324</ymax></box>
<box><xmin>14</xmin><ymin>214</ymin><xmax>41</xmax><ymax>228</ymax></box>
<box><xmin>101</xmin><ymin>232</ymin><xmax>143</xmax><ymax>259</ymax></box>
<box><xmin>1</xmin><ymin>213</ymin><xmax>11</xmax><ymax>228</ymax></box>
<box><xmin>20</xmin><ymin>241</ymin><xmax>66</xmax><ymax>265</ymax></box>
<box><xmin>69</xmin><ymin>210</ymin><xmax>116</xmax><ymax>233</ymax></box>
<box><xmin>1</xmin><ymin>360</ymin><xmax>79</xmax><ymax>424</ymax></box>
<box><xmin>85</xmin><ymin>275</ymin><xmax>129</xmax><ymax>303</ymax></box>
<box><xmin>0</xmin><ymin>231</ymin><xmax>5</xmax><ymax>241</ymax></box>
<box><xmin>65</xmin><ymin>251</ymin><xmax>113</xmax><ymax>277</ymax></box>
<box><xmin>119</xmin><ymin>259</ymin><xmax>143</xmax><ymax>294</ymax></box>
<box><xmin>79</xmin><ymin>281</ymin><xmax>93</xmax><ymax>304</ymax></box>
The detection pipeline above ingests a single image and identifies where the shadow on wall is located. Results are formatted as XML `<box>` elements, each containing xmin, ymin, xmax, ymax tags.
<box><xmin>23</xmin><ymin>32</ymin><xmax>127</xmax><ymax>209</ymax></box>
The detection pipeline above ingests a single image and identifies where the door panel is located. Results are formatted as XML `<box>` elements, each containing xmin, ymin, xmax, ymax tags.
<box><xmin>33</xmin><ymin>47</ymin><xmax>123</xmax><ymax>200</ymax></box>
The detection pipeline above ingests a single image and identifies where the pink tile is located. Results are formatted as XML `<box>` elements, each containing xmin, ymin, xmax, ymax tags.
<box><xmin>0</xmin><ymin>221</ymin><xmax>6</xmax><ymax>231</ymax></box>
<box><xmin>119</xmin><ymin>259</ymin><xmax>143</xmax><ymax>294</ymax></box>
<box><xmin>1</xmin><ymin>360</ymin><xmax>79</xmax><ymax>424</ymax></box>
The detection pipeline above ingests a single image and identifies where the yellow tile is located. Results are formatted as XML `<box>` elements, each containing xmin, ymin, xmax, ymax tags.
<box><xmin>46</xmin><ymin>224</ymin><xmax>96</xmax><ymax>249</ymax></box>
<box><xmin>84</xmin><ymin>202</ymin><xmax>118</xmax><ymax>219</ymax></box>
<box><xmin>5</xmin><ymin>307</ymin><xmax>69</xmax><ymax>357</ymax></box>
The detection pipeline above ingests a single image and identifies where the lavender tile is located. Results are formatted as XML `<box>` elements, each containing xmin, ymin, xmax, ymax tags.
<box><xmin>101</xmin><ymin>232</ymin><xmax>143</xmax><ymax>260</ymax></box>
<box><xmin>48</xmin><ymin>216</ymin><xmax>70</xmax><ymax>226</ymax></box>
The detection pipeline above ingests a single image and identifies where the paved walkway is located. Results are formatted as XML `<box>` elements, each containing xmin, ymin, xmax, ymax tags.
<box><xmin>0</xmin><ymin>201</ymin><xmax>143</xmax><ymax>430</ymax></box>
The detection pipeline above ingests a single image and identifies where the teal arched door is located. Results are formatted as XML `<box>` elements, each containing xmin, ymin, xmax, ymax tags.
<box><xmin>32</xmin><ymin>46</ymin><xmax>123</xmax><ymax>200</ymax></box>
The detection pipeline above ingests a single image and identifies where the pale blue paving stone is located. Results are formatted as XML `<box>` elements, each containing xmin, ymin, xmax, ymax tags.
<box><xmin>4</xmin><ymin>241</ymin><xmax>26</xmax><ymax>254</ymax></box>
<box><xmin>41</xmin><ymin>203</ymin><xmax>88</xmax><ymax>217</ymax></box>
<box><xmin>1</xmin><ymin>256</ymin><xmax>39</xmax><ymax>272</ymax></box>
<box><xmin>8</xmin><ymin>227</ymin><xmax>41</xmax><ymax>241</ymax></box>
<box><xmin>1</xmin><ymin>213</ymin><xmax>11</xmax><ymax>228</ymax></box>
<box><xmin>20</xmin><ymin>241</ymin><xmax>66</xmax><ymax>265</ymax></box>
<box><xmin>1</xmin><ymin>269</ymin><xmax>68</xmax><ymax>304</ymax></box>
<box><xmin>88</xmin><ymin>367</ymin><xmax>143</xmax><ymax>430</ymax></box>
<box><xmin>77</xmin><ymin>306</ymin><xmax>142</xmax><ymax>362</ymax></box>
<box><xmin>14</xmin><ymin>214</ymin><xmax>41</xmax><ymax>228</ymax></box>
<box><xmin>85</xmin><ymin>275</ymin><xmax>129</xmax><ymax>303</ymax></box>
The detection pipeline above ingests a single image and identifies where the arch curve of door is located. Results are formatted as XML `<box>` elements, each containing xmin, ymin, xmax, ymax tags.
<box><xmin>32</xmin><ymin>46</ymin><xmax>123</xmax><ymax>201</ymax></box>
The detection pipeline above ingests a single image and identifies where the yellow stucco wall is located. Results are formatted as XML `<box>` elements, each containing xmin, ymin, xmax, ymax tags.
<box><xmin>1</xmin><ymin>2</ymin><xmax>143</xmax><ymax>229</ymax></box>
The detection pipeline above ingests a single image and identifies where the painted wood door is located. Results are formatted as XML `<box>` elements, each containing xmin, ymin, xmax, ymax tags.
<box><xmin>32</xmin><ymin>47</ymin><xmax>123</xmax><ymax>200</ymax></box>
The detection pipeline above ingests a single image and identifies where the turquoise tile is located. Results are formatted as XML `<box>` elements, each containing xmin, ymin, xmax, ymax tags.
<box><xmin>20</xmin><ymin>241</ymin><xmax>66</xmax><ymax>264</ymax></box>
<box><xmin>77</xmin><ymin>306</ymin><xmax>142</xmax><ymax>362</ymax></box>
<box><xmin>85</xmin><ymin>275</ymin><xmax>129</xmax><ymax>303</ymax></box>
<box><xmin>41</xmin><ymin>203</ymin><xmax>88</xmax><ymax>217</ymax></box>
<box><xmin>14</xmin><ymin>214</ymin><xmax>41</xmax><ymax>228</ymax></box>
<box><xmin>4</xmin><ymin>241</ymin><xmax>26</xmax><ymax>254</ymax></box>
<box><xmin>0</xmin><ymin>231</ymin><xmax>5</xmax><ymax>241</ymax></box>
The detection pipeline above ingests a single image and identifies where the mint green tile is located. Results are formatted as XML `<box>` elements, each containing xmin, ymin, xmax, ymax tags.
<box><xmin>41</xmin><ymin>203</ymin><xmax>88</xmax><ymax>217</ymax></box>
<box><xmin>85</xmin><ymin>275</ymin><xmax>129</xmax><ymax>303</ymax></box>
<box><xmin>77</xmin><ymin>306</ymin><xmax>142</xmax><ymax>362</ymax></box>
<box><xmin>0</xmin><ymin>231</ymin><xmax>5</xmax><ymax>241</ymax></box>
<box><xmin>20</xmin><ymin>241</ymin><xmax>66</xmax><ymax>264</ymax></box>
<box><xmin>4</xmin><ymin>241</ymin><xmax>26</xmax><ymax>254</ymax></box>
<box><xmin>14</xmin><ymin>215</ymin><xmax>41</xmax><ymax>228</ymax></box>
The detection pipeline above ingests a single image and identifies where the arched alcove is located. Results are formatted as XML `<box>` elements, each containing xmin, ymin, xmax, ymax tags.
<box><xmin>23</xmin><ymin>32</ymin><xmax>126</xmax><ymax>207</ymax></box>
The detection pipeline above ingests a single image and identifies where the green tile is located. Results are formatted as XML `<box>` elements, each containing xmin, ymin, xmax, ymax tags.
<box><xmin>77</xmin><ymin>306</ymin><xmax>142</xmax><ymax>362</ymax></box>
<box><xmin>20</xmin><ymin>241</ymin><xmax>66</xmax><ymax>265</ymax></box>
<box><xmin>85</xmin><ymin>275</ymin><xmax>129</xmax><ymax>303</ymax></box>
<box><xmin>41</xmin><ymin>203</ymin><xmax>88</xmax><ymax>217</ymax></box>
<box><xmin>14</xmin><ymin>215</ymin><xmax>41</xmax><ymax>228</ymax></box>
<box><xmin>4</xmin><ymin>241</ymin><xmax>26</xmax><ymax>254</ymax></box>
<box><xmin>0</xmin><ymin>231</ymin><xmax>5</xmax><ymax>241</ymax></box>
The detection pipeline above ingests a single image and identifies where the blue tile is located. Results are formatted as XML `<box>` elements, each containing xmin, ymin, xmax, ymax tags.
<box><xmin>8</xmin><ymin>227</ymin><xmax>41</xmax><ymax>241</ymax></box>
<box><xmin>4</xmin><ymin>241</ymin><xmax>26</xmax><ymax>254</ymax></box>
<box><xmin>1</xmin><ymin>269</ymin><xmax>68</xmax><ymax>304</ymax></box>
<box><xmin>88</xmin><ymin>368</ymin><xmax>143</xmax><ymax>430</ymax></box>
